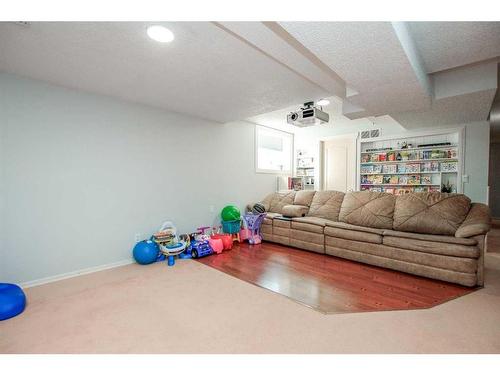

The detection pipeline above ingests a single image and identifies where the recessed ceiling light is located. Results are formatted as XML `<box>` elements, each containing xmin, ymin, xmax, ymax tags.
<box><xmin>147</xmin><ymin>25</ymin><xmax>174</xmax><ymax>43</ymax></box>
<box><xmin>317</xmin><ymin>99</ymin><xmax>330</xmax><ymax>106</ymax></box>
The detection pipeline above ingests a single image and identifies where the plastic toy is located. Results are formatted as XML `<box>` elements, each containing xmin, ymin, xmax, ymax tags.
<box><xmin>133</xmin><ymin>239</ymin><xmax>160</xmax><ymax>265</ymax></box>
<box><xmin>209</xmin><ymin>238</ymin><xmax>224</xmax><ymax>254</ymax></box>
<box><xmin>186</xmin><ymin>226</ymin><xmax>215</xmax><ymax>259</ymax></box>
<box><xmin>153</xmin><ymin>221</ymin><xmax>188</xmax><ymax>266</ymax></box>
<box><xmin>242</xmin><ymin>213</ymin><xmax>266</xmax><ymax>245</ymax></box>
<box><xmin>190</xmin><ymin>240</ymin><xmax>213</xmax><ymax>258</ymax></box>
<box><xmin>211</xmin><ymin>233</ymin><xmax>233</xmax><ymax>250</ymax></box>
<box><xmin>0</xmin><ymin>283</ymin><xmax>26</xmax><ymax>321</ymax></box>
<box><xmin>221</xmin><ymin>205</ymin><xmax>241</xmax><ymax>221</ymax></box>
<box><xmin>252</xmin><ymin>203</ymin><xmax>266</xmax><ymax>214</ymax></box>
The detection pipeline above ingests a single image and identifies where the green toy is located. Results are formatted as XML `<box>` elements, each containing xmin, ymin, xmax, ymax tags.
<box><xmin>221</xmin><ymin>205</ymin><xmax>241</xmax><ymax>221</ymax></box>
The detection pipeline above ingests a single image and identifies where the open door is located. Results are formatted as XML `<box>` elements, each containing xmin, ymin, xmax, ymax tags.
<box><xmin>321</xmin><ymin>134</ymin><xmax>358</xmax><ymax>192</ymax></box>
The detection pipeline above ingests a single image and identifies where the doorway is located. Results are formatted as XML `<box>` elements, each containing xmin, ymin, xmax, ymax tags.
<box><xmin>320</xmin><ymin>134</ymin><xmax>358</xmax><ymax>192</ymax></box>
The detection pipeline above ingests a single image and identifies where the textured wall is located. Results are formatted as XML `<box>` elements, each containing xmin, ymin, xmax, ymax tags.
<box><xmin>0</xmin><ymin>73</ymin><xmax>276</xmax><ymax>284</ymax></box>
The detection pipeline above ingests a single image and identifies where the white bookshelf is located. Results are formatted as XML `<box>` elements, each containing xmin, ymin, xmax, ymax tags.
<box><xmin>357</xmin><ymin>130</ymin><xmax>464</xmax><ymax>195</ymax></box>
<box><xmin>296</xmin><ymin>150</ymin><xmax>315</xmax><ymax>190</ymax></box>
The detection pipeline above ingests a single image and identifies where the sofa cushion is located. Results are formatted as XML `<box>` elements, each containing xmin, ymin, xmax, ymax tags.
<box><xmin>291</xmin><ymin>217</ymin><xmax>327</xmax><ymax>234</ymax></box>
<box><xmin>293</xmin><ymin>190</ymin><xmax>316</xmax><ymax>207</ymax></box>
<box><xmin>324</xmin><ymin>246</ymin><xmax>477</xmax><ymax>287</ymax></box>
<box><xmin>383</xmin><ymin>229</ymin><xmax>477</xmax><ymax>245</ymax></box>
<box><xmin>393</xmin><ymin>192</ymin><xmax>471</xmax><ymax>235</ymax></box>
<box><xmin>307</xmin><ymin>191</ymin><xmax>345</xmax><ymax>221</ymax></box>
<box><xmin>282</xmin><ymin>205</ymin><xmax>309</xmax><ymax>218</ymax></box>
<box><xmin>339</xmin><ymin>191</ymin><xmax>395</xmax><ymax>229</ymax></box>
<box><xmin>290</xmin><ymin>229</ymin><xmax>324</xmax><ymax>245</ymax></box>
<box><xmin>324</xmin><ymin>226</ymin><xmax>382</xmax><ymax>244</ymax></box>
<box><xmin>325</xmin><ymin>237</ymin><xmax>478</xmax><ymax>274</ymax></box>
<box><xmin>383</xmin><ymin>236</ymin><xmax>479</xmax><ymax>258</ymax></box>
<box><xmin>455</xmin><ymin>203</ymin><xmax>491</xmax><ymax>238</ymax></box>
<box><xmin>290</xmin><ymin>238</ymin><xmax>325</xmax><ymax>254</ymax></box>
<box><xmin>273</xmin><ymin>217</ymin><xmax>292</xmax><ymax>228</ymax></box>
<box><xmin>267</xmin><ymin>191</ymin><xmax>296</xmax><ymax>214</ymax></box>
<box><xmin>263</xmin><ymin>212</ymin><xmax>281</xmax><ymax>225</ymax></box>
<box><xmin>325</xmin><ymin>221</ymin><xmax>385</xmax><ymax>235</ymax></box>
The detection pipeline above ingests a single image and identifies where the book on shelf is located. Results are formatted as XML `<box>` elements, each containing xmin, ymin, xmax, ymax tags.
<box><xmin>407</xmin><ymin>175</ymin><xmax>420</xmax><ymax>185</ymax></box>
<box><xmin>360</xmin><ymin>165</ymin><xmax>373</xmax><ymax>174</ymax></box>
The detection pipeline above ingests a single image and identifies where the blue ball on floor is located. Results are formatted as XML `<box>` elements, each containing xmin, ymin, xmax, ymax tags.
<box><xmin>0</xmin><ymin>283</ymin><xmax>26</xmax><ymax>321</ymax></box>
<box><xmin>133</xmin><ymin>239</ymin><xmax>160</xmax><ymax>265</ymax></box>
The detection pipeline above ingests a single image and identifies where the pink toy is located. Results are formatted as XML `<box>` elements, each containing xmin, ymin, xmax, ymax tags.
<box><xmin>211</xmin><ymin>233</ymin><xmax>233</xmax><ymax>250</ymax></box>
<box><xmin>239</xmin><ymin>228</ymin><xmax>251</xmax><ymax>241</ymax></box>
<box><xmin>209</xmin><ymin>238</ymin><xmax>224</xmax><ymax>254</ymax></box>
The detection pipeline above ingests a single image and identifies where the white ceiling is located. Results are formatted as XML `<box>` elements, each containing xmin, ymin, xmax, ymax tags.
<box><xmin>0</xmin><ymin>22</ymin><xmax>328</xmax><ymax>123</ymax></box>
<box><xmin>408</xmin><ymin>22</ymin><xmax>500</xmax><ymax>73</ymax></box>
<box><xmin>280</xmin><ymin>22</ymin><xmax>430</xmax><ymax>117</ymax></box>
<box><xmin>0</xmin><ymin>21</ymin><xmax>498</xmax><ymax>127</ymax></box>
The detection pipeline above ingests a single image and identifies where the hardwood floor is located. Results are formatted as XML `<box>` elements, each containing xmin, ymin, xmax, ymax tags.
<box><xmin>197</xmin><ymin>242</ymin><xmax>477</xmax><ymax>314</ymax></box>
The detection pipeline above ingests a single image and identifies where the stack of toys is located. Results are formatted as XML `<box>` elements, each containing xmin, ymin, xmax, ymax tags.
<box><xmin>153</xmin><ymin>221</ymin><xmax>188</xmax><ymax>266</ymax></box>
<box><xmin>221</xmin><ymin>205</ymin><xmax>242</xmax><ymax>242</ymax></box>
<box><xmin>132</xmin><ymin>205</ymin><xmax>249</xmax><ymax>266</ymax></box>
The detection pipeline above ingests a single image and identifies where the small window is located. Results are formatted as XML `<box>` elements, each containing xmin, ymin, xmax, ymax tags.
<box><xmin>255</xmin><ymin>125</ymin><xmax>293</xmax><ymax>174</ymax></box>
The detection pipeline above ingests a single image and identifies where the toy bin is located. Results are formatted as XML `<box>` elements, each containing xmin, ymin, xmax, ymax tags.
<box><xmin>221</xmin><ymin>219</ymin><xmax>241</xmax><ymax>234</ymax></box>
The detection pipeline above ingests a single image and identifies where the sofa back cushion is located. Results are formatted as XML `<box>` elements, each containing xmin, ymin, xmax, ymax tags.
<box><xmin>339</xmin><ymin>191</ymin><xmax>395</xmax><ymax>229</ymax></box>
<box><xmin>294</xmin><ymin>190</ymin><xmax>316</xmax><ymax>207</ymax></box>
<box><xmin>307</xmin><ymin>191</ymin><xmax>345</xmax><ymax>221</ymax></box>
<box><xmin>265</xmin><ymin>191</ymin><xmax>296</xmax><ymax>214</ymax></box>
<box><xmin>393</xmin><ymin>193</ymin><xmax>471</xmax><ymax>235</ymax></box>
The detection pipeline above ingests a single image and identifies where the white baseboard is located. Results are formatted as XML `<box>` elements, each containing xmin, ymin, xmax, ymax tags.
<box><xmin>20</xmin><ymin>258</ymin><xmax>135</xmax><ymax>289</ymax></box>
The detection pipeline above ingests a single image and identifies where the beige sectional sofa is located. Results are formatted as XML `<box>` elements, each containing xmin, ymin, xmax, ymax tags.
<box><xmin>250</xmin><ymin>190</ymin><xmax>491</xmax><ymax>287</ymax></box>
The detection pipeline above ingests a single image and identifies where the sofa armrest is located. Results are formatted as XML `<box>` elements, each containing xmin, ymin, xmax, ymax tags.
<box><xmin>455</xmin><ymin>203</ymin><xmax>491</xmax><ymax>238</ymax></box>
<box><xmin>282</xmin><ymin>204</ymin><xmax>309</xmax><ymax>218</ymax></box>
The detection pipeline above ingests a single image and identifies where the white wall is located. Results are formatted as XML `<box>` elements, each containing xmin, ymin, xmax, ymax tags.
<box><xmin>0</xmin><ymin>73</ymin><xmax>276</xmax><ymax>284</ymax></box>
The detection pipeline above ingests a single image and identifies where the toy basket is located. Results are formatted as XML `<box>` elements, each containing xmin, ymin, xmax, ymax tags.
<box><xmin>221</xmin><ymin>219</ymin><xmax>241</xmax><ymax>234</ymax></box>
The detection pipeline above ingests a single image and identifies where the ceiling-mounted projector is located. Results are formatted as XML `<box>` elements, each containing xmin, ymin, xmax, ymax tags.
<box><xmin>287</xmin><ymin>101</ymin><xmax>329</xmax><ymax>127</ymax></box>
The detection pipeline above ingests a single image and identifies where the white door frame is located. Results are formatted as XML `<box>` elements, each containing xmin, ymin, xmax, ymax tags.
<box><xmin>318</xmin><ymin>133</ymin><xmax>359</xmax><ymax>191</ymax></box>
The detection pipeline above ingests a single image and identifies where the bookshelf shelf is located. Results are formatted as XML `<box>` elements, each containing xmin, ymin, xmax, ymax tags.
<box><xmin>357</xmin><ymin>131</ymin><xmax>463</xmax><ymax>195</ymax></box>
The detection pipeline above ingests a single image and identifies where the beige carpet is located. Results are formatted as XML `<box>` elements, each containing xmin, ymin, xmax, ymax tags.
<box><xmin>1</xmin><ymin>254</ymin><xmax>500</xmax><ymax>353</ymax></box>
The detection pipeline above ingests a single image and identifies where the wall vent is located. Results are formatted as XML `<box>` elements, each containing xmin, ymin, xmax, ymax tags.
<box><xmin>360</xmin><ymin>128</ymin><xmax>381</xmax><ymax>139</ymax></box>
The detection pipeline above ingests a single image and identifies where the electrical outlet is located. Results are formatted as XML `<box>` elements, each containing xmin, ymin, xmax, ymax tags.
<box><xmin>134</xmin><ymin>233</ymin><xmax>142</xmax><ymax>243</ymax></box>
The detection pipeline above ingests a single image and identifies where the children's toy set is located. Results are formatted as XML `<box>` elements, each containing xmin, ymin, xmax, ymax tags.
<box><xmin>132</xmin><ymin>204</ymin><xmax>266</xmax><ymax>266</ymax></box>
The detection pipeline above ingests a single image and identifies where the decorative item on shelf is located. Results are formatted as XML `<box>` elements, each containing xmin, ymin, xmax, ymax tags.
<box><xmin>288</xmin><ymin>177</ymin><xmax>304</xmax><ymax>191</ymax></box>
<box><xmin>421</xmin><ymin>176</ymin><xmax>432</xmax><ymax>185</ymax></box>
<box><xmin>441</xmin><ymin>162</ymin><xmax>458</xmax><ymax>172</ymax></box>
<box><xmin>441</xmin><ymin>181</ymin><xmax>454</xmax><ymax>193</ymax></box>
<box><xmin>373</xmin><ymin>165</ymin><xmax>383</xmax><ymax>173</ymax></box>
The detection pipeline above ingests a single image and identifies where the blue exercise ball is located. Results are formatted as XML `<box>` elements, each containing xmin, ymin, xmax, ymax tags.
<box><xmin>0</xmin><ymin>283</ymin><xmax>26</xmax><ymax>321</ymax></box>
<box><xmin>133</xmin><ymin>239</ymin><xmax>159</xmax><ymax>265</ymax></box>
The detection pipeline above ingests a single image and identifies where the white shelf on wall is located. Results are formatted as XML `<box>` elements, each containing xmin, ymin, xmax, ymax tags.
<box><xmin>295</xmin><ymin>149</ymin><xmax>315</xmax><ymax>190</ymax></box>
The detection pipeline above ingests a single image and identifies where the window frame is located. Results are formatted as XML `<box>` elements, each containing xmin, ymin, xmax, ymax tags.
<box><xmin>254</xmin><ymin>125</ymin><xmax>294</xmax><ymax>175</ymax></box>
